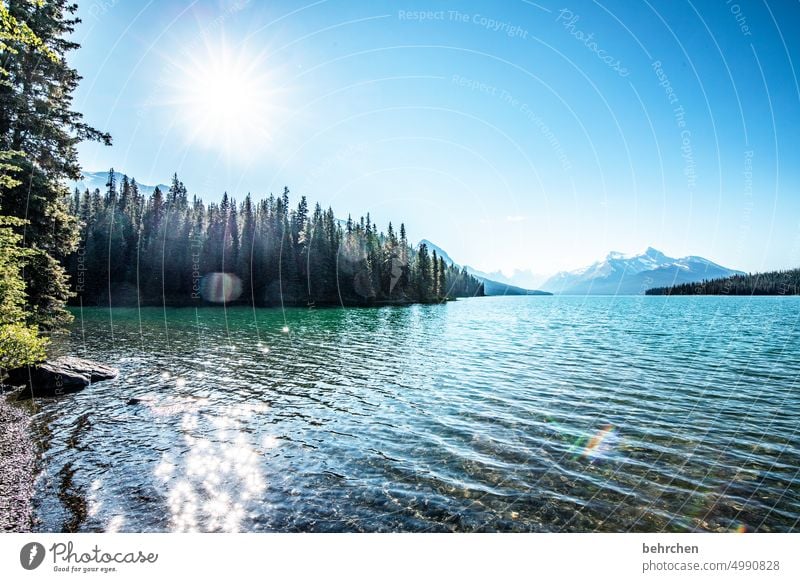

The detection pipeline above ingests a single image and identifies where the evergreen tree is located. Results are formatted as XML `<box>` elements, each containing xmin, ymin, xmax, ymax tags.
<box><xmin>0</xmin><ymin>0</ymin><xmax>111</xmax><ymax>329</ymax></box>
<box><xmin>105</xmin><ymin>167</ymin><xmax>116</xmax><ymax>205</ymax></box>
<box><xmin>399</xmin><ymin>223</ymin><xmax>410</xmax><ymax>291</ymax></box>
<box><xmin>647</xmin><ymin>269</ymin><xmax>800</xmax><ymax>296</ymax></box>
<box><xmin>64</xmin><ymin>181</ymin><xmax>485</xmax><ymax>307</ymax></box>
<box><xmin>225</xmin><ymin>197</ymin><xmax>239</xmax><ymax>272</ymax></box>
<box><xmin>119</xmin><ymin>174</ymin><xmax>130</xmax><ymax>213</ymax></box>
<box><xmin>432</xmin><ymin>250</ymin><xmax>440</xmax><ymax>299</ymax></box>
<box><xmin>438</xmin><ymin>257</ymin><xmax>447</xmax><ymax>298</ymax></box>
<box><xmin>139</xmin><ymin>186</ymin><xmax>165</xmax><ymax>300</ymax></box>
<box><xmin>238</xmin><ymin>194</ymin><xmax>255</xmax><ymax>303</ymax></box>
<box><xmin>414</xmin><ymin>243</ymin><xmax>432</xmax><ymax>302</ymax></box>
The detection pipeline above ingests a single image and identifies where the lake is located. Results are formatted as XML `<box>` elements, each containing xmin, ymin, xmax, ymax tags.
<box><xmin>27</xmin><ymin>296</ymin><xmax>800</xmax><ymax>532</ymax></box>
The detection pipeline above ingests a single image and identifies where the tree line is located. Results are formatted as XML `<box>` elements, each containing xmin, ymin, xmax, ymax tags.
<box><xmin>66</xmin><ymin>170</ymin><xmax>484</xmax><ymax>307</ymax></box>
<box><xmin>646</xmin><ymin>269</ymin><xmax>800</xmax><ymax>296</ymax></box>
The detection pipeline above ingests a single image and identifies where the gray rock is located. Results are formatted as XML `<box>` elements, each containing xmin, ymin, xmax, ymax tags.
<box><xmin>4</xmin><ymin>357</ymin><xmax>118</xmax><ymax>399</ymax></box>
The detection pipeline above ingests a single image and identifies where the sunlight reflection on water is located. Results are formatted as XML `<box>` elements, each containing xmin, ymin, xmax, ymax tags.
<box><xmin>28</xmin><ymin>297</ymin><xmax>800</xmax><ymax>532</ymax></box>
<box><xmin>159</xmin><ymin>409</ymin><xmax>266</xmax><ymax>532</ymax></box>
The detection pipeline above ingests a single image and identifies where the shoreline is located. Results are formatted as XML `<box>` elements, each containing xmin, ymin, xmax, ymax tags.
<box><xmin>0</xmin><ymin>394</ymin><xmax>37</xmax><ymax>532</ymax></box>
<box><xmin>66</xmin><ymin>297</ymin><xmax>472</xmax><ymax>310</ymax></box>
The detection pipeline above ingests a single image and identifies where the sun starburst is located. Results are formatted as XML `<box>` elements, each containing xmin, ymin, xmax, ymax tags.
<box><xmin>162</xmin><ymin>36</ymin><xmax>281</xmax><ymax>159</ymax></box>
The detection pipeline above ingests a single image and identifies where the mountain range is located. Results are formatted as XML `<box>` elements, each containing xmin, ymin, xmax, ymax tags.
<box><xmin>462</xmin><ymin>265</ymin><xmax>549</xmax><ymax>293</ymax></box>
<box><xmin>539</xmin><ymin>247</ymin><xmax>743</xmax><ymax>295</ymax></box>
<box><xmin>72</xmin><ymin>171</ymin><xmax>169</xmax><ymax>198</ymax></box>
<box><xmin>419</xmin><ymin>240</ymin><xmax>550</xmax><ymax>296</ymax></box>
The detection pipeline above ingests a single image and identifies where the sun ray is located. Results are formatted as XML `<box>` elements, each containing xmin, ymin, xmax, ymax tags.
<box><xmin>158</xmin><ymin>35</ymin><xmax>281</xmax><ymax>160</ymax></box>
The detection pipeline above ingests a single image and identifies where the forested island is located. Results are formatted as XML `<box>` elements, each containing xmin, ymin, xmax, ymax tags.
<box><xmin>66</xmin><ymin>170</ymin><xmax>485</xmax><ymax>308</ymax></box>
<box><xmin>645</xmin><ymin>269</ymin><xmax>800</xmax><ymax>296</ymax></box>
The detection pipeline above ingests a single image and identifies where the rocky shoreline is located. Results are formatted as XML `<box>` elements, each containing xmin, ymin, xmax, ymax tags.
<box><xmin>0</xmin><ymin>396</ymin><xmax>36</xmax><ymax>531</ymax></box>
<box><xmin>0</xmin><ymin>357</ymin><xmax>118</xmax><ymax>531</ymax></box>
<box><xmin>6</xmin><ymin>356</ymin><xmax>118</xmax><ymax>400</ymax></box>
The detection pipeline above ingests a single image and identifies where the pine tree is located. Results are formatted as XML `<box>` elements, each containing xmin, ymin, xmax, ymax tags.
<box><xmin>438</xmin><ymin>256</ymin><xmax>447</xmax><ymax>299</ymax></box>
<box><xmin>646</xmin><ymin>269</ymin><xmax>800</xmax><ymax>296</ymax></box>
<box><xmin>119</xmin><ymin>174</ymin><xmax>130</xmax><ymax>214</ymax></box>
<box><xmin>139</xmin><ymin>186</ymin><xmax>165</xmax><ymax>300</ymax></box>
<box><xmin>0</xmin><ymin>0</ymin><xmax>111</xmax><ymax>329</ymax></box>
<box><xmin>71</xmin><ymin>187</ymin><xmax>81</xmax><ymax>215</ymax></box>
<box><xmin>432</xmin><ymin>250</ymin><xmax>440</xmax><ymax>298</ymax></box>
<box><xmin>237</xmin><ymin>194</ymin><xmax>255</xmax><ymax>303</ymax></box>
<box><xmin>399</xmin><ymin>223</ymin><xmax>410</xmax><ymax>293</ymax></box>
<box><xmin>105</xmin><ymin>168</ymin><xmax>117</xmax><ymax>205</ymax></box>
<box><xmin>292</xmin><ymin>195</ymin><xmax>308</xmax><ymax>247</ymax></box>
<box><xmin>64</xmin><ymin>181</ymin><xmax>486</xmax><ymax>307</ymax></box>
<box><xmin>225</xmin><ymin>198</ymin><xmax>239</xmax><ymax>272</ymax></box>
<box><xmin>415</xmin><ymin>243</ymin><xmax>432</xmax><ymax>302</ymax></box>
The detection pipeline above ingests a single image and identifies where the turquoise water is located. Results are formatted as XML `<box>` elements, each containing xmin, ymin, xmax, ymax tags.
<box><xmin>29</xmin><ymin>296</ymin><xmax>800</xmax><ymax>532</ymax></box>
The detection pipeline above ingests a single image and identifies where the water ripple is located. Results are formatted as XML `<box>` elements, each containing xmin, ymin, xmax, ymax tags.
<box><xmin>27</xmin><ymin>296</ymin><xmax>800</xmax><ymax>532</ymax></box>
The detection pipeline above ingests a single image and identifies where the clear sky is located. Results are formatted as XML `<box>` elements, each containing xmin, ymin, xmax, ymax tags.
<box><xmin>70</xmin><ymin>0</ymin><xmax>800</xmax><ymax>276</ymax></box>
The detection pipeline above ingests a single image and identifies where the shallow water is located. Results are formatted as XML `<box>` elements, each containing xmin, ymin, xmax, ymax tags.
<box><xmin>27</xmin><ymin>296</ymin><xmax>800</xmax><ymax>532</ymax></box>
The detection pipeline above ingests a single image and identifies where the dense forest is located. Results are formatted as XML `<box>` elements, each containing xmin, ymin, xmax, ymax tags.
<box><xmin>65</xmin><ymin>170</ymin><xmax>484</xmax><ymax>307</ymax></box>
<box><xmin>646</xmin><ymin>269</ymin><xmax>800</xmax><ymax>296</ymax></box>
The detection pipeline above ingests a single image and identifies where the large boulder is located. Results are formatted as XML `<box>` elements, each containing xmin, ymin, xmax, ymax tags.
<box><xmin>4</xmin><ymin>357</ymin><xmax>118</xmax><ymax>399</ymax></box>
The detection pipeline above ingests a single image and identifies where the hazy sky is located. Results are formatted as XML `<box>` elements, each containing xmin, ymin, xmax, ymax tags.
<box><xmin>71</xmin><ymin>0</ymin><xmax>800</xmax><ymax>276</ymax></box>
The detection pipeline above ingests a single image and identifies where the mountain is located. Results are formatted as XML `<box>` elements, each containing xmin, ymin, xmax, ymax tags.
<box><xmin>71</xmin><ymin>171</ymin><xmax>169</xmax><ymax>197</ymax></box>
<box><xmin>419</xmin><ymin>239</ymin><xmax>551</xmax><ymax>296</ymax></box>
<box><xmin>540</xmin><ymin>247</ymin><xmax>744</xmax><ymax>295</ymax></box>
<box><xmin>465</xmin><ymin>266</ymin><xmax>549</xmax><ymax>291</ymax></box>
<box><xmin>419</xmin><ymin>239</ymin><xmax>456</xmax><ymax>267</ymax></box>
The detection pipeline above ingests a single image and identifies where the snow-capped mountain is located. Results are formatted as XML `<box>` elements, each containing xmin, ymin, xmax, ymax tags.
<box><xmin>465</xmin><ymin>267</ymin><xmax>549</xmax><ymax>291</ymax></box>
<box><xmin>419</xmin><ymin>239</ymin><xmax>551</xmax><ymax>296</ymax></box>
<box><xmin>540</xmin><ymin>247</ymin><xmax>744</xmax><ymax>295</ymax></box>
<box><xmin>71</xmin><ymin>171</ymin><xmax>169</xmax><ymax>198</ymax></box>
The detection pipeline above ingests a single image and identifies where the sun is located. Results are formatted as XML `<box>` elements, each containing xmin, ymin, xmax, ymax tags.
<box><xmin>166</xmin><ymin>38</ymin><xmax>279</xmax><ymax>158</ymax></box>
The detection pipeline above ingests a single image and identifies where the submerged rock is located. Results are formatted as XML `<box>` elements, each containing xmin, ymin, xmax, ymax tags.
<box><xmin>4</xmin><ymin>357</ymin><xmax>118</xmax><ymax>400</ymax></box>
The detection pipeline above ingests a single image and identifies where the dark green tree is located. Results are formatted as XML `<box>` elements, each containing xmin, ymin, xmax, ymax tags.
<box><xmin>0</xmin><ymin>0</ymin><xmax>111</xmax><ymax>328</ymax></box>
<box><xmin>65</xmin><ymin>181</ymin><xmax>485</xmax><ymax>308</ymax></box>
<box><xmin>647</xmin><ymin>269</ymin><xmax>800</xmax><ymax>296</ymax></box>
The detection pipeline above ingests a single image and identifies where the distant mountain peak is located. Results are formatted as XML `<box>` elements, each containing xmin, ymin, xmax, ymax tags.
<box><xmin>419</xmin><ymin>239</ymin><xmax>550</xmax><ymax>296</ymax></box>
<box><xmin>541</xmin><ymin>247</ymin><xmax>742</xmax><ymax>295</ymax></box>
<box><xmin>643</xmin><ymin>246</ymin><xmax>667</xmax><ymax>259</ymax></box>
<box><xmin>607</xmin><ymin>247</ymin><xmax>668</xmax><ymax>262</ymax></box>
<box><xmin>72</xmin><ymin>170</ymin><xmax>170</xmax><ymax>199</ymax></box>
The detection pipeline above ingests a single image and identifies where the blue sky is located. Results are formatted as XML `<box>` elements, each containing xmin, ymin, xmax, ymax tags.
<box><xmin>70</xmin><ymin>0</ymin><xmax>800</xmax><ymax>276</ymax></box>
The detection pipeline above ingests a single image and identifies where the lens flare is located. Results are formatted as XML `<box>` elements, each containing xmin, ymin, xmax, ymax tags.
<box><xmin>201</xmin><ymin>273</ymin><xmax>242</xmax><ymax>303</ymax></box>
<box><xmin>582</xmin><ymin>424</ymin><xmax>616</xmax><ymax>459</ymax></box>
<box><xmin>159</xmin><ymin>35</ymin><xmax>284</xmax><ymax>161</ymax></box>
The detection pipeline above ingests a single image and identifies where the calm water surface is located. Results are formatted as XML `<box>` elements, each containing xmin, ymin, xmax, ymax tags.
<box><xmin>28</xmin><ymin>296</ymin><xmax>800</xmax><ymax>532</ymax></box>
